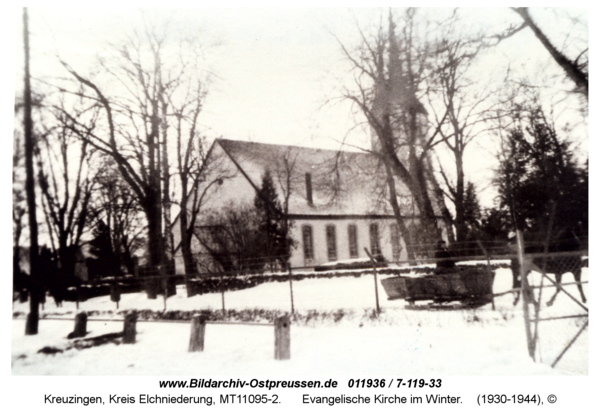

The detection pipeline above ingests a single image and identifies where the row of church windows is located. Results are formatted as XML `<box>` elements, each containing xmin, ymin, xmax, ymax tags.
<box><xmin>302</xmin><ymin>223</ymin><xmax>402</xmax><ymax>262</ymax></box>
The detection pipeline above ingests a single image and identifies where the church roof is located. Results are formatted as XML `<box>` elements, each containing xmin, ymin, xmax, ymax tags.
<box><xmin>215</xmin><ymin>138</ymin><xmax>416</xmax><ymax>217</ymax></box>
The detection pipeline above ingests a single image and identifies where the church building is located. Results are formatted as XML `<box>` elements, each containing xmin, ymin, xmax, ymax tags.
<box><xmin>172</xmin><ymin>138</ymin><xmax>446</xmax><ymax>273</ymax></box>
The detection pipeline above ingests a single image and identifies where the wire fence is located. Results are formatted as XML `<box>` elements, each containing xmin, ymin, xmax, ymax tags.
<box><xmin>14</xmin><ymin>249</ymin><xmax>523</xmax><ymax>316</ymax></box>
<box><xmin>14</xmin><ymin>231</ymin><xmax>589</xmax><ymax>371</ymax></box>
<box><xmin>15</xmin><ymin>237</ymin><xmax>587</xmax><ymax>311</ymax></box>
<box><xmin>512</xmin><ymin>231</ymin><xmax>589</xmax><ymax>370</ymax></box>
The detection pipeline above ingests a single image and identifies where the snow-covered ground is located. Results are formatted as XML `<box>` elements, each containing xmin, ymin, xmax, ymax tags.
<box><xmin>11</xmin><ymin>268</ymin><xmax>588</xmax><ymax>375</ymax></box>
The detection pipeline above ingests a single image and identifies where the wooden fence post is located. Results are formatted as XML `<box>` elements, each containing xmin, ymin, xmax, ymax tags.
<box><xmin>123</xmin><ymin>313</ymin><xmax>137</xmax><ymax>344</ymax></box>
<box><xmin>274</xmin><ymin>315</ymin><xmax>291</xmax><ymax>360</ymax></box>
<box><xmin>69</xmin><ymin>311</ymin><xmax>87</xmax><ymax>338</ymax></box>
<box><xmin>364</xmin><ymin>248</ymin><xmax>381</xmax><ymax>313</ymax></box>
<box><xmin>188</xmin><ymin>315</ymin><xmax>206</xmax><ymax>352</ymax></box>
<box><xmin>146</xmin><ymin>280</ymin><xmax>158</xmax><ymax>299</ymax></box>
<box><xmin>517</xmin><ymin>230</ymin><xmax>535</xmax><ymax>360</ymax></box>
<box><xmin>110</xmin><ymin>284</ymin><xmax>120</xmax><ymax>309</ymax></box>
<box><xmin>476</xmin><ymin>239</ymin><xmax>495</xmax><ymax>311</ymax></box>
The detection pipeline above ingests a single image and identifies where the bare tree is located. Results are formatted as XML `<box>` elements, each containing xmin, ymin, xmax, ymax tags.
<box><xmin>59</xmin><ymin>19</ymin><xmax>213</xmax><ymax>282</ymax></box>
<box><xmin>272</xmin><ymin>148</ymin><xmax>302</xmax><ymax>267</ymax></box>
<box><xmin>195</xmin><ymin>205</ymin><xmax>265</xmax><ymax>275</ymax></box>
<box><xmin>22</xmin><ymin>8</ymin><xmax>41</xmax><ymax>334</ymax></box>
<box><xmin>91</xmin><ymin>158</ymin><xmax>146</xmax><ymax>275</ymax></box>
<box><xmin>176</xmin><ymin>143</ymin><xmax>234</xmax><ymax>291</ymax></box>
<box><xmin>36</xmin><ymin>101</ymin><xmax>98</xmax><ymax>290</ymax></box>
<box><xmin>483</xmin><ymin>8</ymin><xmax>588</xmax><ymax>101</ymax></box>
<box><xmin>169</xmin><ymin>68</ymin><xmax>216</xmax><ymax>279</ymax></box>
<box><xmin>427</xmin><ymin>26</ymin><xmax>501</xmax><ymax>244</ymax></box>
<box><xmin>13</xmin><ymin>116</ymin><xmax>27</xmax><ymax>295</ymax></box>
<box><xmin>512</xmin><ymin>8</ymin><xmax>588</xmax><ymax>100</ymax></box>
<box><xmin>337</xmin><ymin>9</ymin><xmax>448</xmax><ymax>255</ymax></box>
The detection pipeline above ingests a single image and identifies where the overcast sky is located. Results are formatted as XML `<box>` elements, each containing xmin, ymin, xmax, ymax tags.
<box><xmin>7</xmin><ymin>5</ymin><xmax>590</xmax><ymax>209</ymax></box>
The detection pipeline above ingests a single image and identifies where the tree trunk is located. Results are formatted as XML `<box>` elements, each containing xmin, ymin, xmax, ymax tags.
<box><xmin>178</xmin><ymin>172</ymin><xmax>198</xmax><ymax>296</ymax></box>
<box><xmin>145</xmin><ymin>197</ymin><xmax>164</xmax><ymax>267</ymax></box>
<box><xmin>23</xmin><ymin>8</ymin><xmax>40</xmax><ymax>335</ymax></box>
<box><xmin>424</xmin><ymin>154</ymin><xmax>455</xmax><ymax>244</ymax></box>
<box><xmin>161</xmin><ymin>100</ymin><xmax>173</xmax><ymax>266</ymax></box>
<box><xmin>385</xmin><ymin>166</ymin><xmax>416</xmax><ymax>261</ymax></box>
<box><xmin>147</xmin><ymin>100</ymin><xmax>164</xmax><ymax>269</ymax></box>
<box><xmin>379</xmin><ymin>113</ymin><xmax>441</xmax><ymax>251</ymax></box>
<box><xmin>58</xmin><ymin>244</ymin><xmax>78</xmax><ymax>285</ymax></box>
<box><xmin>180</xmin><ymin>213</ymin><xmax>198</xmax><ymax>296</ymax></box>
<box><xmin>454</xmin><ymin>156</ymin><xmax>467</xmax><ymax>243</ymax></box>
<box><xmin>408</xmin><ymin>153</ymin><xmax>441</xmax><ymax>251</ymax></box>
<box><xmin>514</xmin><ymin>8</ymin><xmax>588</xmax><ymax>99</ymax></box>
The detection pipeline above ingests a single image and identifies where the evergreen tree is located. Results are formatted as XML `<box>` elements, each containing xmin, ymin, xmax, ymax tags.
<box><xmin>496</xmin><ymin>107</ymin><xmax>587</xmax><ymax>245</ymax></box>
<box><xmin>479</xmin><ymin>207</ymin><xmax>513</xmax><ymax>252</ymax></box>
<box><xmin>254</xmin><ymin>170</ymin><xmax>292</xmax><ymax>270</ymax></box>
<box><xmin>463</xmin><ymin>182</ymin><xmax>481</xmax><ymax>226</ymax></box>
<box><xmin>458</xmin><ymin>181</ymin><xmax>483</xmax><ymax>257</ymax></box>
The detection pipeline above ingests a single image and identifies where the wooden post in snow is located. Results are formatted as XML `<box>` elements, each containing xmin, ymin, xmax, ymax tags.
<box><xmin>364</xmin><ymin>248</ymin><xmax>381</xmax><ymax>314</ymax></box>
<box><xmin>146</xmin><ymin>277</ymin><xmax>158</xmax><ymax>299</ymax></box>
<box><xmin>274</xmin><ymin>315</ymin><xmax>291</xmax><ymax>360</ymax></box>
<box><xmin>123</xmin><ymin>313</ymin><xmax>137</xmax><ymax>344</ymax></box>
<box><xmin>517</xmin><ymin>230</ymin><xmax>535</xmax><ymax>360</ymax></box>
<box><xmin>188</xmin><ymin>315</ymin><xmax>206</xmax><ymax>352</ymax></box>
<box><xmin>476</xmin><ymin>239</ymin><xmax>495</xmax><ymax>311</ymax></box>
<box><xmin>69</xmin><ymin>312</ymin><xmax>87</xmax><ymax>338</ymax></box>
<box><xmin>110</xmin><ymin>284</ymin><xmax>120</xmax><ymax>309</ymax></box>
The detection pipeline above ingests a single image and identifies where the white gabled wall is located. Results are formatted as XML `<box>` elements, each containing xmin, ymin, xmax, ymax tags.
<box><xmin>172</xmin><ymin>143</ymin><xmax>254</xmax><ymax>274</ymax></box>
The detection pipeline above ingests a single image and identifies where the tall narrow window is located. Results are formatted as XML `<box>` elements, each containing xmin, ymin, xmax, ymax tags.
<box><xmin>302</xmin><ymin>225</ymin><xmax>314</xmax><ymax>260</ymax></box>
<box><xmin>348</xmin><ymin>224</ymin><xmax>358</xmax><ymax>258</ymax></box>
<box><xmin>391</xmin><ymin>224</ymin><xmax>401</xmax><ymax>261</ymax></box>
<box><xmin>305</xmin><ymin>173</ymin><xmax>313</xmax><ymax>205</ymax></box>
<box><xmin>369</xmin><ymin>223</ymin><xmax>382</xmax><ymax>256</ymax></box>
<box><xmin>326</xmin><ymin>225</ymin><xmax>337</xmax><ymax>261</ymax></box>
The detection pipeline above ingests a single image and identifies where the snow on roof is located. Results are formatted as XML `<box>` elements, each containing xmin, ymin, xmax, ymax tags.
<box><xmin>216</xmin><ymin>138</ymin><xmax>410</xmax><ymax>217</ymax></box>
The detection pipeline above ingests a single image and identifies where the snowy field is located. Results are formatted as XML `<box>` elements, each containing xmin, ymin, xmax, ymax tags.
<box><xmin>11</xmin><ymin>268</ymin><xmax>588</xmax><ymax>375</ymax></box>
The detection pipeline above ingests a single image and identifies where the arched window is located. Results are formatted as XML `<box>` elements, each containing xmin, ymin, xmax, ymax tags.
<box><xmin>390</xmin><ymin>224</ymin><xmax>402</xmax><ymax>261</ymax></box>
<box><xmin>369</xmin><ymin>223</ymin><xmax>382</xmax><ymax>256</ymax></box>
<box><xmin>302</xmin><ymin>225</ymin><xmax>314</xmax><ymax>260</ymax></box>
<box><xmin>348</xmin><ymin>224</ymin><xmax>358</xmax><ymax>258</ymax></box>
<box><xmin>326</xmin><ymin>225</ymin><xmax>337</xmax><ymax>261</ymax></box>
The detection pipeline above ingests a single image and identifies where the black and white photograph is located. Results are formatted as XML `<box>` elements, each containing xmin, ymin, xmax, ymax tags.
<box><xmin>7</xmin><ymin>3</ymin><xmax>594</xmax><ymax>408</ymax></box>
